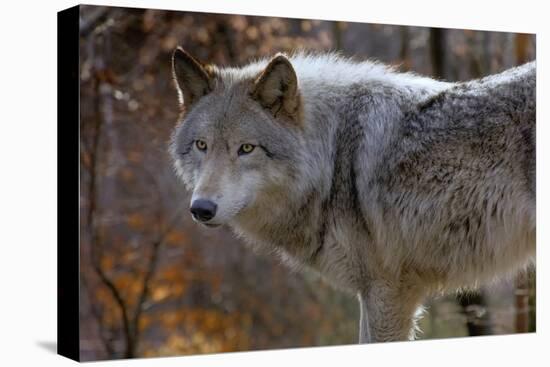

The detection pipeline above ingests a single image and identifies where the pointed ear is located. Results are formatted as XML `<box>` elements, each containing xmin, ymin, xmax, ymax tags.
<box><xmin>251</xmin><ymin>54</ymin><xmax>300</xmax><ymax>119</ymax></box>
<box><xmin>172</xmin><ymin>47</ymin><xmax>213</xmax><ymax>108</ymax></box>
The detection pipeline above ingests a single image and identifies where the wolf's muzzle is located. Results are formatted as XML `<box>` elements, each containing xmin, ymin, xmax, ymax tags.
<box><xmin>190</xmin><ymin>199</ymin><xmax>218</xmax><ymax>222</ymax></box>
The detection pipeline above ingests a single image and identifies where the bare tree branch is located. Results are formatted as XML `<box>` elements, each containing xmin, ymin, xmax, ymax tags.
<box><xmin>129</xmin><ymin>176</ymin><xmax>186</xmax><ymax>354</ymax></box>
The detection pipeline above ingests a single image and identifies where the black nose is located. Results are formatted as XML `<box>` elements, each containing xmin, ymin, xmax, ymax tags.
<box><xmin>190</xmin><ymin>199</ymin><xmax>217</xmax><ymax>222</ymax></box>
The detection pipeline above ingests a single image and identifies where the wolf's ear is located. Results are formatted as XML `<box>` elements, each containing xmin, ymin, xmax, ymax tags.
<box><xmin>172</xmin><ymin>47</ymin><xmax>213</xmax><ymax>108</ymax></box>
<box><xmin>251</xmin><ymin>54</ymin><xmax>300</xmax><ymax>119</ymax></box>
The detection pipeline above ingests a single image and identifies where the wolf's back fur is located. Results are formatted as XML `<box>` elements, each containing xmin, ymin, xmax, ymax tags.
<box><xmin>170</xmin><ymin>51</ymin><xmax>535</xmax><ymax>343</ymax></box>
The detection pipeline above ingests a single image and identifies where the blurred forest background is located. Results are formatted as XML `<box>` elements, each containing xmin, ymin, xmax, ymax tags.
<box><xmin>78</xmin><ymin>5</ymin><xmax>536</xmax><ymax>361</ymax></box>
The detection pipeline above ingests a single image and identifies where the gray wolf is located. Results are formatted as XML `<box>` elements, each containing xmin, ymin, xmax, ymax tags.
<box><xmin>169</xmin><ymin>47</ymin><xmax>536</xmax><ymax>343</ymax></box>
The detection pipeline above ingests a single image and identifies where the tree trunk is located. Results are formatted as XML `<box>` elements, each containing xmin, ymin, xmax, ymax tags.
<box><xmin>429</xmin><ymin>27</ymin><xmax>445</xmax><ymax>79</ymax></box>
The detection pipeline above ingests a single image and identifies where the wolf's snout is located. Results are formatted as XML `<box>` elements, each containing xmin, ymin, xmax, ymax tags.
<box><xmin>190</xmin><ymin>199</ymin><xmax>218</xmax><ymax>222</ymax></box>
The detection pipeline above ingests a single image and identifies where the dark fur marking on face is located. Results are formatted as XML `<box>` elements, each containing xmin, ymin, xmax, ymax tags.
<box><xmin>259</xmin><ymin>145</ymin><xmax>275</xmax><ymax>159</ymax></box>
<box><xmin>178</xmin><ymin>140</ymin><xmax>195</xmax><ymax>156</ymax></box>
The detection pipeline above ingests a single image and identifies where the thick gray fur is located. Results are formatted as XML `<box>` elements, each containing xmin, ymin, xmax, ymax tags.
<box><xmin>170</xmin><ymin>48</ymin><xmax>536</xmax><ymax>343</ymax></box>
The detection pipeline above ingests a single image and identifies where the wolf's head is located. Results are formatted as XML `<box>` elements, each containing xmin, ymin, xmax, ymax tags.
<box><xmin>169</xmin><ymin>48</ymin><xmax>305</xmax><ymax>228</ymax></box>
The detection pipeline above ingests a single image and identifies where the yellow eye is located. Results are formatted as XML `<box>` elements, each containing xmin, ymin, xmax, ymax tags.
<box><xmin>195</xmin><ymin>140</ymin><xmax>207</xmax><ymax>151</ymax></box>
<box><xmin>239</xmin><ymin>144</ymin><xmax>255</xmax><ymax>155</ymax></box>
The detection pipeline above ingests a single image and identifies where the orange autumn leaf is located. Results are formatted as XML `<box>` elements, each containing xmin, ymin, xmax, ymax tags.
<box><xmin>127</xmin><ymin>213</ymin><xmax>145</xmax><ymax>229</ymax></box>
<box><xmin>151</xmin><ymin>285</ymin><xmax>171</xmax><ymax>302</ymax></box>
<box><xmin>119</xmin><ymin>167</ymin><xmax>134</xmax><ymax>181</ymax></box>
<box><xmin>165</xmin><ymin>230</ymin><xmax>186</xmax><ymax>246</ymax></box>
<box><xmin>127</xmin><ymin>151</ymin><xmax>143</xmax><ymax>163</ymax></box>
<box><xmin>100</xmin><ymin>256</ymin><xmax>114</xmax><ymax>271</ymax></box>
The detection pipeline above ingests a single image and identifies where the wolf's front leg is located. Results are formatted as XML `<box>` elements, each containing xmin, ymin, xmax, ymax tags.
<box><xmin>358</xmin><ymin>280</ymin><xmax>424</xmax><ymax>343</ymax></box>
